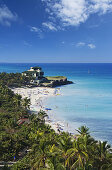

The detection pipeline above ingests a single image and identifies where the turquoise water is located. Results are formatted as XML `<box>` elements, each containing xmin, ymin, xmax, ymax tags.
<box><xmin>0</xmin><ymin>63</ymin><xmax>112</xmax><ymax>144</ymax></box>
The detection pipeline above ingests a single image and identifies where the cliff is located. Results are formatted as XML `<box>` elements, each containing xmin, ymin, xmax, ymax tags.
<box><xmin>39</xmin><ymin>76</ymin><xmax>73</xmax><ymax>87</ymax></box>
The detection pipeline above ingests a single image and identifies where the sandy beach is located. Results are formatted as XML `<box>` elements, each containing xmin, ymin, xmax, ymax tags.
<box><xmin>12</xmin><ymin>87</ymin><xmax>63</xmax><ymax>133</ymax></box>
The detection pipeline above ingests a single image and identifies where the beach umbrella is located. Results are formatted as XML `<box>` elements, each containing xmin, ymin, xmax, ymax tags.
<box><xmin>45</xmin><ymin>108</ymin><xmax>52</xmax><ymax>111</ymax></box>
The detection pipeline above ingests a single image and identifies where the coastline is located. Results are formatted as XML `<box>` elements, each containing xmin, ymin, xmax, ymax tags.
<box><xmin>12</xmin><ymin>86</ymin><xmax>65</xmax><ymax>133</ymax></box>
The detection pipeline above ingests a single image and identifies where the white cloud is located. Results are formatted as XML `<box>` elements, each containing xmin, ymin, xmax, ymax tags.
<box><xmin>30</xmin><ymin>26</ymin><xmax>39</xmax><ymax>32</ymax></box>
<box><xmin>90</xmin><ymin>0</ymin><xmax>112</xmax><ymax>14</ymax></box>
<box><xmin>42</xmin><ymin>22</ymin><xmax>57</xmax><ymax>31</ymax></box>
<box><xmin>0</xmin><ymin>5</ymin><xmax>17</xmax><ymax>26</ymax></box>
<box><xmin>76</xmin><ymin>42</ymin><xmax>86</xmax><ymax>47</ymax></box>
<box><xmin>76</xmin><ymin>42</ymin><xmax>96</xmax><ymax>49</ymax></box>
<box><xmin>30</xmin><ymin>26</ymin><xmax>44</xmax><ymax>39</ymax></box>
<box><xmin>42</xmin><ymin>0</ymin><xmax>112</xmax><ymax>29</ymax></box>
<box><xmin>53</xmin><ymin>0</ymin><xmax>88</xmax><ymax>26</ymax></box>
<box><xmin>88</xmin><ymin>43</ymin><xmax>96</xmax><ymax>49</ymax></box>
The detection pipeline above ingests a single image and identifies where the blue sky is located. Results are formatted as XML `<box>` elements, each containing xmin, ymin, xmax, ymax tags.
<box><xmin>0</xmin><ymin>0</ymin><xmax>112</xmax><ymax>63</ymax></box>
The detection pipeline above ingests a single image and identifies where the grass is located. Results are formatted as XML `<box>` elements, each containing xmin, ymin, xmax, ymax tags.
<box><xmin>46</xmin><ymin>76</ymin><xmax>67</xmax><ymax>81</ymax></box>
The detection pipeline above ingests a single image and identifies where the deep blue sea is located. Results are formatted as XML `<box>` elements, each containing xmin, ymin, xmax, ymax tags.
<box><xmin>0</xmin><ymin>63</ymin><xmax>112</xmax><ymax>144</ymax></box>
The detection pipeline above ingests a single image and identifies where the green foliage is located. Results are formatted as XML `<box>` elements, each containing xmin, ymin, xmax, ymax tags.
<box><xmin>0</xmin><ymin>84</ymin><xmax>31</xmax><ymax>161</ymax></box>
<box><xmin>0</xmin><ymin>72</ymin><xmax>33</xmax><ymax>87</ymax></box>
<box><xmin>32</xmin><ymin>66</ymin><xmax>42</xmax><ymax>70</ymax></box>
<box><xmin>0</xmin><ymin>84</ymin><xmax>112</xmax><ymax>169</ymax></box>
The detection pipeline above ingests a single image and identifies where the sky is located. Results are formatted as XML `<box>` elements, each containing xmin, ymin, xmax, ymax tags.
<box><xmin>0</xmin><ymin>0</ymin><xmax>112</xmax><ymax>63</ymax></box>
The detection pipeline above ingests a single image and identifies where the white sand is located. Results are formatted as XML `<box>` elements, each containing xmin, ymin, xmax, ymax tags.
<box><xmin>12</xmin><ymin>87</ymin><xmax>62</xmax><ymax>133</ymax></box>
<box><xmin>12</xmin><ymin>87</ymin><xmax>55</xmax><ymax>111</ymax></box>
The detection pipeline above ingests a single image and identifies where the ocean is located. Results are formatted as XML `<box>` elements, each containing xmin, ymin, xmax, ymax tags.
<box><xmin>0</xmin><ymin>63</ymin><xmax>112</xmax><ymax>144</ymax></box>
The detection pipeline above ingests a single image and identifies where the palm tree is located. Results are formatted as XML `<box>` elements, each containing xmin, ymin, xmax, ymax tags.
<box><xmin>57</xmin><ymin>132</ymin><xmax>73</xmax><ymax>166</ymax></box>
<box><xmin>65</xmin><ymin>137</ymin><xmax>88</xmax><ymax>169</ymax></box>
<box><xmin>30</xmin><ymin>140</ymin><xmax>56</xmax><ymax>169</ymax></box>
<box><xmin>13</xmin><ymin>94</ymin><xmax>22</xmax><ymax>107</ymax></box>
<box><xmin>94</xmin><ymin>141</ymin><xmax>112</xmax><ymax>169</ymax></box>
<box><xmin>29</xmin><ymin>128</ymin><xmax>65</xmax><ymax>170</ymax></box>
<box><xmin>76</xmin><ymin>126</ymin><xmax>90</xmax><ymax>137</ymax></box>
<box><xmin>22</xmin><ymin>97</ymin><xmax>30</xmax><ymax>110</ymax></box>
<box><xmin>37</xmin><ymin>110</ymin><xmax>48</xmax><ymax>123</ymax></box>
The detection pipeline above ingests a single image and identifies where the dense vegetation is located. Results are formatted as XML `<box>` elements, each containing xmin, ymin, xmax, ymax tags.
<box><xmin>0</xmin><ymin>72</ymin><xmax>33</xmax><ymax>87</ymax></box>
<box><xmin>0</xmin><ymin>84</ymin><xmax>112</xmax><ymax>169</ymax></box>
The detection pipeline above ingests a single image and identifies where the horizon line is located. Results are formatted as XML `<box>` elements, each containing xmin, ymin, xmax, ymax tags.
<box><xmin>0</xmin><ymin>62</ymin><xmax>112</xmax><ymax>64</ymax></box>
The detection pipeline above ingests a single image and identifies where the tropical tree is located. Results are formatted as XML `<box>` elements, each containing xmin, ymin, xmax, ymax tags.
<box><xmin>30</xmin><ymin>137</ymin><xmax>64</xmax><ymax>170</ymax></box>
<box><xmin>93</xmin><ymin>141</ymin><xmax>112</xmax><ymax>169</ymax></box>
<box><xmin>65</xmin><ymin>136</ymin><xmax>89</xmax><ymax>169</ymax></box>
<box><xmin>22</xmin><ymin>97</ymin><xmax>30</xmax><ymax>110</ymax></box>
<box><xmin>37</xmin><ymin>110</ymin><xmax>48</xmax><ymax>123</ymax></box>
<box><xmin>76</xmin><ymin>126</ymin><xmax>90</xmax><ymax>137</ymax></box>
<box><xmin>13</xmin><ymin>94</ymin><xmax>22</xmax><ymax>107</ymax></box>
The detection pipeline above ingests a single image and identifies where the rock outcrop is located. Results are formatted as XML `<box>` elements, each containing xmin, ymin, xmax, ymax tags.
<box><xmin>39</xmin><ymin>76</ymin><xmax>73</xmax><ymax>87</ymax></box>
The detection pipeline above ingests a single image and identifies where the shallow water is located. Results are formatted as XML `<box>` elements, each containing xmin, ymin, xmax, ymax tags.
<box><xmin>0</xmin><ymin>63</ymin><xmax>112</xmax><ymax>144</ymax></box>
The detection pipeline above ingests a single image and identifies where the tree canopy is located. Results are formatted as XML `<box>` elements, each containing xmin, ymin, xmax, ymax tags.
<box><xmin>0</xmin><ymin>84</ymin><xmax>112</xmax><ymax>169</ymax></box>
<box><xmin>0</xmin><ymin>72</ymin><xmax>33</xmax><ymax>87</ymax></box>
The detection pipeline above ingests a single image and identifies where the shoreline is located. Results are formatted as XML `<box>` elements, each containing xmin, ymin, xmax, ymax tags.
<box><xmin>12</xmin><ymin>86</ymin><xmax>66</xmax><ymax>133</ymax></box>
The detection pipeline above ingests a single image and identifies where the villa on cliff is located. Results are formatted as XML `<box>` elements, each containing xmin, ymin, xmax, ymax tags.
<box><xmin>22</xmin><ymin>66</ymin><xmax>73</xmax><ymax>87</ymax></box>
<box><xmin>22</xmin><ymin>66</ymin><xmax>44</xmax><ymax>84</ymax></box>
